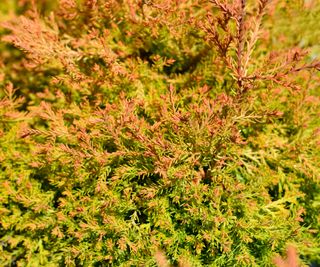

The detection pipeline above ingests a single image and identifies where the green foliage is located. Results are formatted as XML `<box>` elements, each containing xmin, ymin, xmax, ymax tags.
<box><xmin>0</xmin><ymin>0</ymin><xmax>319</xmax><ymax>266</ymax></box>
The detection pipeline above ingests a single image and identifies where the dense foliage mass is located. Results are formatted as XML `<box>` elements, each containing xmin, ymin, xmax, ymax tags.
<box><xmin>0</xmin><ymin>0</ymin><xmax>319</xmax><ymax>266</ymax></box>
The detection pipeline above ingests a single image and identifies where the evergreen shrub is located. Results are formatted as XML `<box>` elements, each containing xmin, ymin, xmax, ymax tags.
<box><xmin>0</xmin><ymin>0</ymin><xmax>319</xmax><ymax>266</ymax></box>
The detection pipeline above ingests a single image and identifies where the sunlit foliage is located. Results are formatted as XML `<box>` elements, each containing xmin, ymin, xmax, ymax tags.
<box><xmin>0</xmin><ymin>1</ymin><xmax>319</xmax><ymax>266</ymax></box>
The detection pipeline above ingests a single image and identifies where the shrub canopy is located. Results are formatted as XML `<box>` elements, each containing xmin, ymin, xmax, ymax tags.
<box><xmin>0</xmin><ymin>0</ymin><xmax>319</xmax><ymax>266</ymax></box>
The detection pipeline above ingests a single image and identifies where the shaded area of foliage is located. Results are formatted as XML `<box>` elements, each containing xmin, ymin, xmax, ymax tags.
<box><xmin>0</xmin><ymin>0</ymin><xmax>319</xmax><ymax>266</ymax></box>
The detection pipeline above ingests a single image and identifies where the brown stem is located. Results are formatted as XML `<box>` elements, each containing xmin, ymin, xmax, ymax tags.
<box><xmin>236</xmin><ymin>0</ymin><xmax>246</xmax><ymax>90</ymax></box>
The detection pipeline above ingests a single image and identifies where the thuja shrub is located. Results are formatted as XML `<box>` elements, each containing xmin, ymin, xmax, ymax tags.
<box><xmin>0</xmin><ymin>0</ymin><xmax>319</xmax><ymax>266</ymax></box>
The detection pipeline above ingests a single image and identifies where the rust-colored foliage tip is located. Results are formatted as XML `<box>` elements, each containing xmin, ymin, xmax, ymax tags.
<box><xmin>274</xmin><ymin>246</ymin><xmax>300</xmax><ymax>267</ymax></box>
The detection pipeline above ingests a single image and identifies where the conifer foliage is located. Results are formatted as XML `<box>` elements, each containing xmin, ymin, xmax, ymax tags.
<box><xmin>0</xmin><ymin>0</ymin><xmax>319</xmax><ymax>266</ymax></box>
